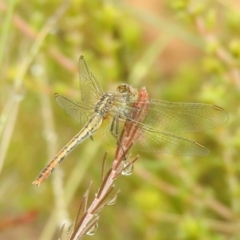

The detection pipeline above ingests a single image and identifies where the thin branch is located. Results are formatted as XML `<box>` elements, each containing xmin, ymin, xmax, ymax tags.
<box><xmin>68</xmin><ymin>87</ymin><xmax>149</xmax><ymax>240</ymax></box>
<box><xmin>0</xmin><ymin>0</ymin><xmax>70</xmax><ymax>177</ymax></box>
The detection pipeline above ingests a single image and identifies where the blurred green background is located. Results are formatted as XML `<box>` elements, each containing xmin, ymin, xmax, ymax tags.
<box><xmin>0</xmin><ymin>0</ymin><xmax>240</xmax><ymax>239</ymax></box>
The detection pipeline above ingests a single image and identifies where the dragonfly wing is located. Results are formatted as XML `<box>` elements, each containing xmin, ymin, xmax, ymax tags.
<box><xmin>78</xmin><ymin>55</ymin><xmax>104</xmax><ymax>104</ymax></box>
<box><xmin>89</xmin><ymin>104</ymin><xmax>209</xmax><ymax>156</ymax></box>
<box><xmin>55</xmin><ymin>93</ymin><xmax>93</xmax><ymax>124</ymax></box>
<box><xmin>133</xmin><ymin>127</ymin><xmax>210</xmax><ymax>155</ymax></box>
<box><xmin>97</xmin><ymin>110</ymin><xmax>209</xmax><ymax>156</ymax></box>
<box><xmin>124</xmin><ymin>99</ymin><xmax>228</xmax><ymax>134</ymax></box>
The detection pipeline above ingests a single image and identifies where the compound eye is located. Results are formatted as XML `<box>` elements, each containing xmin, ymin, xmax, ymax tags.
<box><xmin>117</xmin><ymin>84</ymin><xmax>128</xmax><ymax>93</ymax></box>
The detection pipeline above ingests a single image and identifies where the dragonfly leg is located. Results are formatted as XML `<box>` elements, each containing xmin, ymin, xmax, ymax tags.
<box><xmin>110</xmin><ymin>115</ymin><xmax>120</xmax><ymax>138</ymax></box>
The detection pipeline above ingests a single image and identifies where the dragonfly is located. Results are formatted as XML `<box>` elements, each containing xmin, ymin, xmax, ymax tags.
<box><xmin>32</xmin><ymin>55</ymin><xmax>228</xmax><ymax>186</ymax></box>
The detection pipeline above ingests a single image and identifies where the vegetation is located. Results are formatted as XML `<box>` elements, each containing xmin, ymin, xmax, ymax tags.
<box><xmin>0</xmin><ymin>0</ymin><xmax>239</xmax><ymax>239</ymax></box>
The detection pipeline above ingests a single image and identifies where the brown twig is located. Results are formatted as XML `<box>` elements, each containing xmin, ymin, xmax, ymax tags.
<box><xmin>0</xmin><ymin>0</ymin><xmax>70</xmax><ymax>180</ymax></box>
<box><xmin>67</xmin><ymin>87</ymin><xmax>149</xmax><ymax>240</ymax></box>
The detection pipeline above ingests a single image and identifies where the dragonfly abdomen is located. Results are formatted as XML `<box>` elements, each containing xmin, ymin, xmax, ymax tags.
<box><xmin>32</xmin><ymin>114</ymin><xmax>103</xmax><ymax>186</ymax></box>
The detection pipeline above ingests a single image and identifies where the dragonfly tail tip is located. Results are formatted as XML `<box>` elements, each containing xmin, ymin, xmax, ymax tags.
<box><xmin>32</xmin><ymin>180</ymin><xmax>41</xmax><ymax>186</ymax></box>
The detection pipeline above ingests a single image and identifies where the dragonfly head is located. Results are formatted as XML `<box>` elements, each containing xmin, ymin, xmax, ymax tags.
<box><xmin>117</xmin><ymin>84</ymin><xmax>138</xmax><ymax>101</ymax></box>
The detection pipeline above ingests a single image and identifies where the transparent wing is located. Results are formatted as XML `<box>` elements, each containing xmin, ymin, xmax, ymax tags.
<box><xmin>95</xmin><ymin>98</ymin><xmax>228</xmax><ymax>155</ymax></box>
<box><xmin>96</xmin><ymin>109</ymin><xmax>210</xmax><ymax>156</ymax></box>
<box><xmin>55</xmin><ymin>93</ymin><xmax>93</xmax><ymax>125</ymax></box>
<box><xmin>116</xmin><ymin>99</ymin><xmax>229</xmax><ymax>134</ymax></box>
<box><xmin>78</xmin><ymin>55</ymin><xmax>104</xmax><ymax>104</ymax></box>
<box><xmin>134</xmin><ymin>127</ymin><xmax>210</xmax><ymax>155</ymax></box>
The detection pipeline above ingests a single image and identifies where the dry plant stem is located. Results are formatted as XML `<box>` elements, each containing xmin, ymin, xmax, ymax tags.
<box><xmin>69</xmin><ymin>87</ymin><xmax>149</xmax><ymax>240</ymax></box>
<box><xmin>38</xmin><ymin>144</ymin><xmax>98</xmax><ymax>240</ymax></box>
<box><xmin>101</xmin><ymin>152</ymin><xmax>108</xmax><ymax>182</ymax></box>
<box><xmin>0</xmin><ymin>1</ymin><xmax>77</xmax><ymax>74</ymax></box>
<box><xmin>136</xmin><ymin>166</ymin><xmax>236</xmax><ymax>221</ymax></box>
<box><xmin>36</xmin><ymin>57</ymin><xmax>70</xmax><ymax>227</ymax></box>
<box><xmin>0</xmin><ymin>0</ymin><xmax>16</xmax><ymax>67</ymax></box>
<box><xmin>0</xmin><ymin>0</ymin><xmax>70</xmax><ymax>176</ymax></box>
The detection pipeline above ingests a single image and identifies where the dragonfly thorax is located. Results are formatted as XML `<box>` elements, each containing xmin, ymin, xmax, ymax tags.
<box><xmin>117</xmin><ymin>84</ymin><xmax>138</xmax><ymax>102</ymax></box>
<box><xmin>94</xmin><ymin>92</ymin><xmax>115</xmax><ymax>117</ymax></box>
